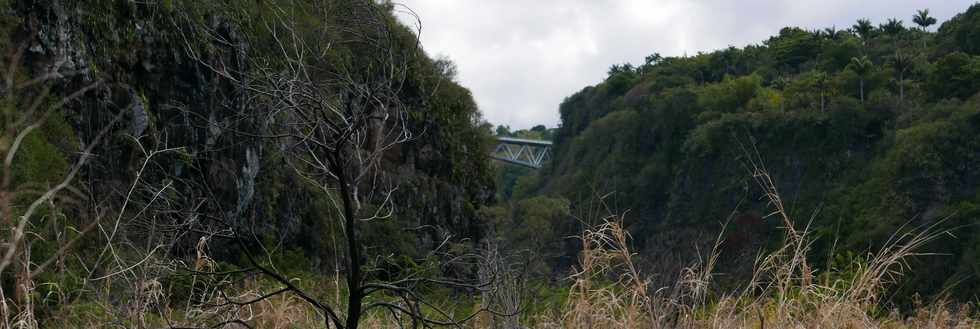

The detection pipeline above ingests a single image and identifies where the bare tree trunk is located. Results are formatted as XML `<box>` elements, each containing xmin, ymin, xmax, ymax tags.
<box><xmin>334</xmin><ymin>154</ymin><xmax>363</xmax><ymax>329</ymax></box>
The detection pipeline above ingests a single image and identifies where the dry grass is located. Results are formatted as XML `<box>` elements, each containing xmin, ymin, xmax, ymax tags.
<box><xmin>18</xmin><ymin>220</ymin><xmax>979</xmax><ymax>329</ymax></box>
<box><xmin>540</xmin><ymin>215</ymin><xmax>978</xmax><ymax>329</ymax></box>
<box><xmin>537</xmin><ymin>162</ymin><xmax>979</xmax><ymax>329</ymax></box>
<box><xmin>13</xmin><ymin>188</ymin><xmax>980</xmax><ymax>329</ymax></box>
<box><xmin>11</xmin><ymin>165</ymin><xmax>979</xmax><ymax>329</ymax></box>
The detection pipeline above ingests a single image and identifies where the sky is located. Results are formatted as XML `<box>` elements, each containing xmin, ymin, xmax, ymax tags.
<box><xmin>393</xmin><ymin>1</ymin><xmax>976</xmax><ymax>129</ymax></box>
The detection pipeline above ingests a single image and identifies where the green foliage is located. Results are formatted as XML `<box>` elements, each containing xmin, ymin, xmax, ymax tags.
<box><xmin>853</xmin><ymin>18</ymin><xmax>877</xmax><ymax>42</ymax></box>
<box><xmin>847</xmin><ymin>55</ymin><xmax>875</xmax><ymax>102</ymax></box>
<box><xmin>847</xmin><ymin>56</ymin><xmax>875</xmax><ymax>79</ymax></box>
<box><xmin>913</xmin><ymin>9</ymin><xmax>937</xmax><ymax>30</ymax></box>
<box><xmin>697</xmin><ymin>74</ymin><xmax>762</xmax><ymax>113</ymax></box>
<box><xmin>768</xmin><ymin>27</ymin><xmax>820</xmax><ymax>71</ymax></box>
<box><xmin>927</xmin><ymin>52</ymin><xmax>980</xmax><ymax>100</ymax></box>
<box><xmin>511</xmin><ymin>4</ymin><xmax>980</xmax><ymax>303</ymax></box>
<box><xmin>880</xmin><ymin>18</ymin><xmax>907</xmax><ymax>37</ymax></box>
<box><xmin>6</xmin><ymin>0</ymin><xmax>980</xmax><ymax>322</ymax></box>
<box><xmin>3</xmin><ymin>1</ymin><xmax>498</xmax><ymax>325</ymax></box>
<box><xmin>935</xmin><ymin>4</ymin><xmax>980</xmax><ymax>55</ymax></box>
<box><xmin>780</xmin><ymin>70</ymin><xmax>833</xmax><ymax>110</ymax></box>
<box><xmin>512</xmin><ymin>196</ymin><xmax>571</xmax><ymax>245</ymax></box>
<box><xmin>817</xmin><ymin>36</ymin><xmax>861</xmax><ymax>72</ymax></box>
<box><xmin>9</xmin><ymin>109</ymin><xmax>73</xmax><ymax>186</ymax></box>
<box><xmin>503</xmin><ymin>196</ymin><xmax>572</xmax><ymax>274</ymax></box>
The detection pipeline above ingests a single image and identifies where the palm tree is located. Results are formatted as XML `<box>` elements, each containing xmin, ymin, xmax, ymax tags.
<box><xmin>912</xmin><ymin>9</ymin><xmax>938</xmax><ymax>50</ymax></box>
<box><xmin>891</xmin><ymin>51</ymin><xmax>913</xmax><ymax>106</ymax></box>
<box><xmin>881</xmin><ymin>19</ymin><xmax>905</xmax><ymax>36</ymax></box>
<box><xmin>848</xmin><ymin>56</ymin><xmax>874</xmax><ymax>103</ymax></box>
<box><xmin>812</xmin><ymin>70</ymin><xmax>830</xmax><ymax>112</ymax></box>
<box><xmin>913</xmin><ymin>9</ymin><xmax>937</xmax><ymax>31</ymax></box>
<box><xmin>852</xmin><ymin>19</ymin><xmax>875</xmax><ymax>46</ymax></box>
<box><xmin>823</xmin><ymin>26</ymin><xmax>843</xmax><ymax>40</ymax></box>
<box><xmin>880</xmin><ymin>19</ymin><xmax>906</xmax><ymax>48</ymax></box>
<box><xmin>813</xmin><ymin>29</ymin><xmax>826</xmax><ymax>39</ymax></box>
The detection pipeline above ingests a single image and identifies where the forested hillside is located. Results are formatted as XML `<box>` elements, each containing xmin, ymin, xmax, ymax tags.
<box><xmin>496</xmin><ymin>5</ymin><xmax>980</xmax><ymax>303</ymax></box>
<box><xmin>0</xmin><ymin>0</ymin><xmax>495</xmax><ymax>327</ymax></box>
<box><xmin>3</xmin><ymin>0</ymin><xmax>980</xmax><ymax>327</ymax></box>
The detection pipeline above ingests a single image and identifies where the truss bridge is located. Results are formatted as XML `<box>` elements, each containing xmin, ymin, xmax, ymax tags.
<box><xmin>490</xmin><ymin>137</ymin><xmax>552</xmax><ymax>169</ymax></box>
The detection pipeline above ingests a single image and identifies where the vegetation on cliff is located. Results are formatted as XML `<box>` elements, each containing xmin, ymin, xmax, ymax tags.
<box><xmin>1</xmin><ymin>0</ymin><xmax>979</xmax><ymax>328</ymax></box>
<box><xmin>494</xmin><ymin>3</ymin><xmax>980</xmax><ymax>308</ymax></box>
<box><xmin>0</xmin><ymin>0</ymin><xmax>497</xmax><ymax>327</ymax></box>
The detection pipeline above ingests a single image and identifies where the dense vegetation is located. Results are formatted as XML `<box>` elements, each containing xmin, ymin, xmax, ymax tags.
<box><xmin>2</xmin><ymin>0</ymin><xmax>979</xmax><ymax>327</ymax></box>
<box><xmin>0</xmin><ymin>0</ymin><xmax>496</xmax><ymax>327</ymax></box>
<box><xmin>494</xmin><ymin>5</ymin><xmax>980</xmax><ymax>305</ymax></box>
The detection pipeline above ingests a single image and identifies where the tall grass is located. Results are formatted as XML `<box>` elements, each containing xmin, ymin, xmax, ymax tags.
<box><xmin>23</xmin><ymin>222</ymin><xmax>979</xmax><ymax>328</ymax></box>
<box><xmin>543</xmin><ymin>163</ymin><xmax>978</xmax><ymax>329</ymax></box>
<box><xmin>17</xmin><ymin>169</ymin><xmax>979</xmax><ymax>329</ymax></box>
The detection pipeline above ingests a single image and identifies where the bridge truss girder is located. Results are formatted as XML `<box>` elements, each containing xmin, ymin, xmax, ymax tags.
<box><xmin>490</xmin><ymin>137</ymin><xmax>552</xmax><ymax>169</ymax></box>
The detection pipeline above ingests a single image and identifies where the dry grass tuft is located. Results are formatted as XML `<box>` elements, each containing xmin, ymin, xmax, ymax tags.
<box><xmin>542</xmin><ymin>160</ymin><xmax>979</xmax><ymax>329</ymax></box>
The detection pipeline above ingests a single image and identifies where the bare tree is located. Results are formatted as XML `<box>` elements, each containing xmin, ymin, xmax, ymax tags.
<box><xmin>477</xmin><ymin>239</ymin><xmax>526</xmax><ymax>329</ymax></box>
<box><xmin>167</xmin><ymin>2</ymin><xmax>508</xmax><ymax>328</ymax></box>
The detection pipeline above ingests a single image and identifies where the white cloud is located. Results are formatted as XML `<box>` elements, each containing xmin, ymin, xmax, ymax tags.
<box><xmin>395</xmin><ymin>0</ymin><xmax>975</xmax><ymax>129</ymax></box>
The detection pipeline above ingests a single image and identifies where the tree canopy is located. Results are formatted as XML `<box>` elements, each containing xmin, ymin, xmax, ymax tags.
<box><xmin>503</xmin><ymin>5</ymin><xmax>980</xmax><ymax>302</ymax></box>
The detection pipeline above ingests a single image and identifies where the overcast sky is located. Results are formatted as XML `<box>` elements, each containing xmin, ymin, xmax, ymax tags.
<box><xmin>394</xmin><ymin>1</ymin><xmax>976</xmax><ymax>129</ymax></box>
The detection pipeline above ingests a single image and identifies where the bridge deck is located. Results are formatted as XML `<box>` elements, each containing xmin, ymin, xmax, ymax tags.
<box><xmin>496</xmin><ymin>136</ymin><xmax>553</xmax><ymax>146</ymax></box>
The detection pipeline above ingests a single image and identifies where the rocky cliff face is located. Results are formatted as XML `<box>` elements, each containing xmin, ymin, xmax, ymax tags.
<box><xmin>5</xmin><ymin>0</ymin><xmax>493</xmax><ymax>271</ymax></box>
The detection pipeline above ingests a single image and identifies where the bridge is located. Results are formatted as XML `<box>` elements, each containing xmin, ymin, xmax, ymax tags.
<box><xmin>490</xmin><ymin>137</ymin><xmax>552</xmax><ymax>169</ymax></box>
